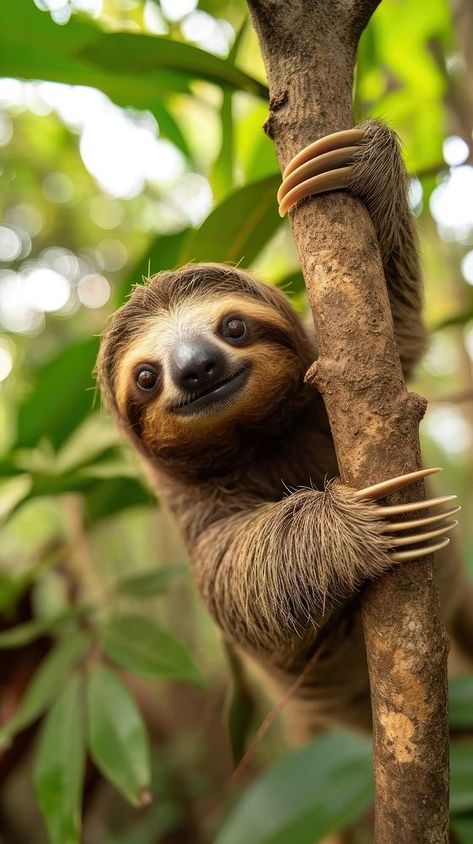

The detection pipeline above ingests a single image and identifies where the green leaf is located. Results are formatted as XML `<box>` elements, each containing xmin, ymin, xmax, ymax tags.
<box><xmin>450</xmin><ymin>676</ymin><xmax>473</xmax><ymax>728</ymax></box>
<box><xmin>152</xmin><ymin>100</ymin><xmax>191</xmax><ymax>160</ymax></box>
<box><xmin>0</xmin><ymin>475</ymin><xmax>33</xmax><ymax>521</ymax></box>
<box><xmin>116</xmin><ymin>230</ymin><xmax>190</xmax><ymax>303</ymax></box>
<box><xmin>83</xmin><ymin>476</ymin><xmax>155</xmax><ymax>525</ymax></box>
<box><xmin>451</xmin><ymin>741</ymin><xmax>473</xmax><ymax>814</ymax></box>
<box><xmin>211</xmin><ymin>89</ymin><xmax>234</xmax><ymax>201</ymax></box>
<box><xmin>210</xmin><ymin>19</ymin><xmax>248</xmax><ymax>200</ymax></box>
<box><xmin>80</xmin><ymin>32</ymin><xmax>267</xmax><ymax>99</ymax></box>
<box><xmin>87</xmin><ymin>664</ymin><xmax>151</xmax><ymax>807</ymax></box>
<box><xmin>181</xmin><ymin>175</ymin><xmax>281</xmax><ymax>266</ymax></box>
<box><xmin>0</xmin><ymin>631</ymin><xmax>90</xmax><ymax>747</ymax></box>
<box><xmin>34</xmin><ymin>674</ymin><xmax>86</xmax><ymax>844</ymax></box>
<box><xmin>1</xmin><ymin>0</ymin><xmax>267</xmax><ymax>119</ymax></box>
<box><xmin>102</xmin><ymin>614</ymin><xmax>201</xmax><ymax>684</ymax></box>
<box><xmin>0</xmin><ymin>605</ymin><xmax>89</xmax><ymax>649</ymax></box>
<box><xmin>15</xmin><ymin>337</ymin><xmax>99</xmax><ymax>451</ymax></box>
<box><xmin>116</xmin><ymin>566</ymin><xmax>186</xmax><ymax>598</ymax></box>
<box><xmin>216</xmin><ymin>732</ymin><xmax>373</xmax><ymax>844</ymax></box>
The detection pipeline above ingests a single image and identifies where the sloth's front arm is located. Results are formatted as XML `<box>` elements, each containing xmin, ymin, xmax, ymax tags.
<box><xmin>192</xmin><ymin>469</ymin><xmax>455</xmax><ymax>654</ymax></box>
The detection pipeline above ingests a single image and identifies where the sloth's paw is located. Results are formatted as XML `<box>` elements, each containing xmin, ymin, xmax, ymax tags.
<box><xmin>353</xmin><ymin>467</ymin><xmax>460</xmax><ymax>562</ymax></box>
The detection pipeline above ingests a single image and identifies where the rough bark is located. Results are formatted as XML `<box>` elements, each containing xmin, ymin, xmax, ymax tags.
<box><xmin>245</xmin><ymin>1</ymin><xmax>449</xmax><ymax>841</ymax></box>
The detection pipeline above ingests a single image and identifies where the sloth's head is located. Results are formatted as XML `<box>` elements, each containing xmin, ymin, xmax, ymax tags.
<box><xmin>97</xmin><ymin>263</ymin><xmax>314</xmax><ymax>474</ymax></box>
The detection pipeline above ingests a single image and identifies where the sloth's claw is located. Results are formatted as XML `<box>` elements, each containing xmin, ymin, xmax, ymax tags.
<box><xmin>372</xmin><ymin>495</ymin><xmax>457</xmax><ymax>517</ymax></box>
<box><xmin>278</xmin><ymin>127</ymin><xmax>368</xmax><ymax>216</ymax></box>
<box><xmin>278</xmin><ymin>165</ymin><xmax>353</xmax><ymax>216</ymax></box>
<box><xmin>277</xmin><ymin>146</ymin><xmax>358</xmax><ymax>207</ymax></box>
<box><xmin>282</xmin><ymin>127</ymin><xmax>366</xmax><ymax>178</ymax></box>
<box><xmin>349</xmin><ymin>468</ymin><xmax>459</xmax><ymax>560</ymax></box>
<box><xmin>386</xmin><ymin>505</ymin><xmax>461</xmax><ymax>532</ymax></box>
<box><xmin>353</xmin><ymin>467</ymin><xmax>442</xmax><ymax>501</ymax></box>
<box><xmin>391</xmin><ymin>538</ymin><xmax>450</xmax><ymax>563</ymax></box>
<box><xmin>390</xmin><ymin>520</ymin><xmax>458</xmax><ymax>547</ymax></box>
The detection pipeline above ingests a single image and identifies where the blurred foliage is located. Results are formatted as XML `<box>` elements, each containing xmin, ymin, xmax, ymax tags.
<box><xmin>0</xmin><ymin>0</ymin><xmax>473</xmax><ymax>842</ymax></box>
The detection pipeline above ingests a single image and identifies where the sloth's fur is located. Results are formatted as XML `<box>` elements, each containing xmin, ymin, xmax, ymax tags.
<box><xmin>97</xmin><ymin>121</ymin><xmax>473</xmax><ymax>736</ymax></box>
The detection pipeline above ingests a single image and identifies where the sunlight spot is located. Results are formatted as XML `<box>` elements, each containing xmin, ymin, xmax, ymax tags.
<box><xmin>423</xmin><ymin>334</ymin><xmax>459</xmax><ymax>377</ymax></box>
<box><xmin>443</xmin><ymin>135</ymin><xmax>469</xmax><ymax>167</ymax></box>
<box><xmin>0</xmin><ymin>346</ymin><xmax>13</xmax><ymax>382</ymax></box>
<box><xmin>461</xmin><ymin>251</ymin><xmax>473</xmax><ymax>285</ymax></box>
<box><xmin>424</xmin><ymin>405</ymin><xmax>472</xmax><ymax>456</ymax></box>
<box><xmin>143</xmin><ymin>0</ymin><xmax>168</xmax><ymax>34</ymax></box>
<box><xmin>0</xmin><ymin>227</ymin><xmax>22</xmax><ymax>262</ymax></box>
<box><xmin>7</xmin><ymin>204</ymin><xmax>43</xmax><ymax>237</ymax></box>
<box><xmin>170</xmin><ymin>173</ymin><xmax>213</xmax><ymax>226</ymax></box>
<box><xmin>23</xmin><ymin>268</ymin><xmax>71</xmax><ymax>312</ymax></box>
<box><xmin>0</xmin><ymin>272</ymin><xmax>45</xmax><ymax>333</ymax></box>
<box><xmin>78</xmin><ymin>274</ymin><xmax>111</xmax><ymax>308</ymax></box>
<box><xmin>430</xmin><ymin>166</ymin><xmax>473</xmax><ymax>241</ymax></box>
<box><xmin>95</xmin><ymin>239</ymin><xmax>128</xmax><ymax>272</ymax></box>
<box><xmin>408</xmin><ymin>177</ymin><xmax>423</xmax><ymax>212</ymax></box>
<box><xmin>160</xmin><ymin>0</ymin><xmax>197</xmax><ymax>22</ymax></box>
<box><xmin>43</xmin><ymin>172</ymin><xmax>74</xmax><ymax>204</ymax></box>
<box><xmin>181</xmin><ymin>11</ymin><xmax>234</xmax><ymax>56</ymax></box>
<box><xmin>90</xmin><ymin>196</ymin><xmax>124</xmax><ymax>230</ymax></box>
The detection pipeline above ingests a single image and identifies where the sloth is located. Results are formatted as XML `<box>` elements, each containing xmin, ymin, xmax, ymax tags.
<box><xmin>98</xmin><ymin>121</ymin><xmax>469</xmax><ymax>736</ymax></box>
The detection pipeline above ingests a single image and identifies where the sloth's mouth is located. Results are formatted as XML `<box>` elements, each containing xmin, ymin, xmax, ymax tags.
<box><xmin>171</xmin><ymin>366</ymin><xmax>250</xmax><ymax>416</ymax></box>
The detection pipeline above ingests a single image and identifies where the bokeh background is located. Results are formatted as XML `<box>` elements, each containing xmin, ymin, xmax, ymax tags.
<box><xmin>1</xmin><ymin>1</ymin><xmax>473</xmax><ymax>843</ymax></box>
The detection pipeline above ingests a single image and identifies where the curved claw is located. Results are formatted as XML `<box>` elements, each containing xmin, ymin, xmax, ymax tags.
<box><xmin>282</xmin><ymin>127</ymin><xmax>366</xmax><ymax>178</ymax></box>
<box><xmin>277</xmin><ymin>146</ymin><xmax>358</xmax><ymax>204</ymax></box>
<box><xmin>373</xmin><ymin>495</ymin><xmax>457</xmax><ymax>517</ymax></box>
<box><xmin>390</xmin><ymin>520</ymin><xmax>458</xmax><ymax>547</ymax></box>
<box><xmin>278</xmin><ymin>166</ymin><xmax>352</xmax><ymax>217</ymax></box>
<box><xmin>353</xmin><ymin>467</ymin><xmax>442</xmax><ymax>502</ymax></box>
<box><xmin>386</xmin><ymin>505</ymin><xmax>461</xmax><ymax>533</ymax></box>
<box><xmin>391</xmin><ymin>537</ymin><xmax>450</xmax><ymax>563</ymax></box>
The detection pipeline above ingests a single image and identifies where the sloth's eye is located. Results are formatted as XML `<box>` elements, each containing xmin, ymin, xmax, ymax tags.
<box><xmin>136</xmin><ymin>367</ymin><xmax>159</xmax><ymax>392</ymax></box>
<box><xmin>222</xmin><ymin>317</ymin><xmax>247</xmax><ymax>342</ymax></box>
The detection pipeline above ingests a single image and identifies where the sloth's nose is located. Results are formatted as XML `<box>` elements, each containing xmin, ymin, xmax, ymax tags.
<box><xmin>170</xmin><ymin>340</ymin><xmax>228</xmax><ymax>393</ymax></box>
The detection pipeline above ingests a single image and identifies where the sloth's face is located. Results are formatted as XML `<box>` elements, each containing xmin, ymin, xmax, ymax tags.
<box><xmin>108</xmin><ymin>292</ymin><xmax>308</xmax><ymax>459</ymax></box>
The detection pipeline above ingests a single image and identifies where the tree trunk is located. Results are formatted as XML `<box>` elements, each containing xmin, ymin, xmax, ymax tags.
<box><xmin>245</xmin><ymin>1</ymin><xmax>449</xmax><ymax>841</ymax></box>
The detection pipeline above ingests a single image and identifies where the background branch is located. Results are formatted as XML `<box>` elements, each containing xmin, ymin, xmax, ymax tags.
<box><xmin>246</xmin><ymin>1</ymin><xmax>449</xmax><ymax>841</ymax></box>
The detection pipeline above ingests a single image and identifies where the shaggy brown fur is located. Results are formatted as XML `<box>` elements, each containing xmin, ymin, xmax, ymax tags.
<box><xmin>97</xmin><ymin>121</ymin><xmax>472</xmax><ymax>736</ymax></box>
<box><xmin>347</xmin><ymin>120</ymin><xmax>426</xmax><ymax>376</ymax></box>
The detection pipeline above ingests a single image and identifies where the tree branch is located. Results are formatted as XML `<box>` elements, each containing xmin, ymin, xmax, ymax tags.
<box><xmin>245</xmin><ymin>1</ymin><xmax>449</xmax><ymax>841</ymax></box>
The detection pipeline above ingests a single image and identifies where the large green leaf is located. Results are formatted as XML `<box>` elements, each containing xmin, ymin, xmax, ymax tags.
<box><xmin>87</xmin><ymin>664</ymin><xmax>151</xmax><ymax>807</ymax></box>
<box><xmin>0</xmin><ymin>630</ymin><xmax>90</xmax><ymax>747</ymax></box>
<box><xmin>1</xmin><ymin>0</ymin><xmax>267</xmax><ymax>117</ymax></box>
<box><xmin>181</xmin><ymin>175</ymin><xmax>281</xmax><ymax>266</ymax></box>
<box><xmin>216</xmin><ymin>732</ymin><xmax>373</xmax><ymax>844</ymax></box>
<box><xmin>102</xmin><ymin>614</ymin><xmax>201</xmax><ymax>685</ymax></box>
<box><xmin>15</xmin><ymin>336</ymin><xmax>99</xmax><ymax>451</ymax></box>
<box><xmin>33</xmin><ymin>674</ymin><xmax>86</xmax><ymax>844</ymax></box>
<box><xmin>80</xmin><ymin>32</ymin><xmax>267</xmax><ymax>99</ymax></box>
